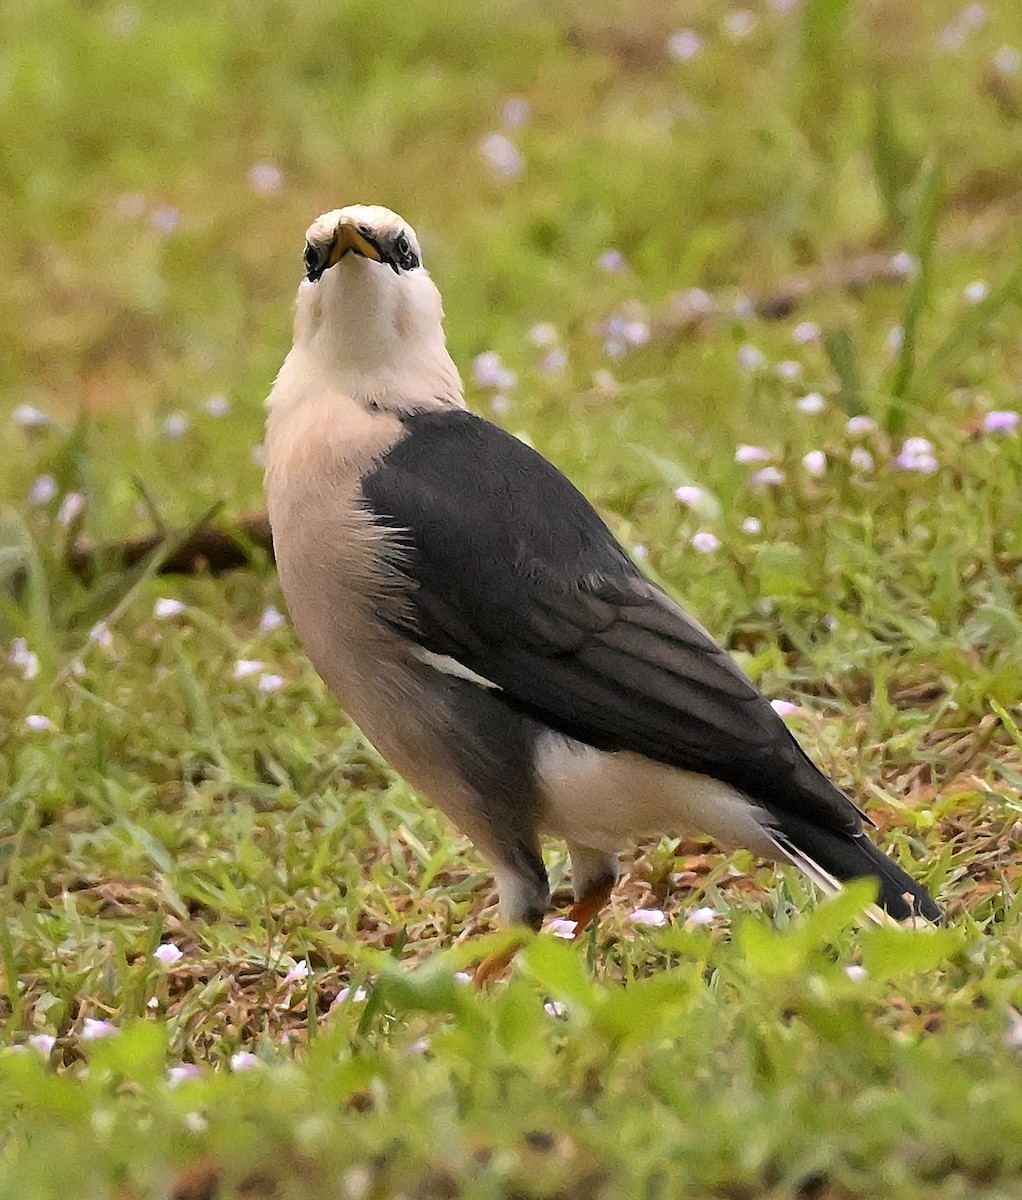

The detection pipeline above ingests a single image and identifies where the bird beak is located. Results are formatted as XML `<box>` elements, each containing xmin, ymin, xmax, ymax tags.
<box><xmin>327</xmin><ymin>222</ymin><xmax>384</xmax><ymax>270</ymax></box>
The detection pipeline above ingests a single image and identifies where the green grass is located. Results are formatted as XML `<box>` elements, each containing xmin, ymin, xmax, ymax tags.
<box><xmin>3</xmin><ymin>0</ymin><xmax>1022</xmax><ymax>1195</ymax></box>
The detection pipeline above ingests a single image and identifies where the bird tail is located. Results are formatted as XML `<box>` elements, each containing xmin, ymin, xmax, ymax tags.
<box><xmin>766</xmin><ymin>811</ymin><xmax>941</xmax><ymax>923</ymax></box>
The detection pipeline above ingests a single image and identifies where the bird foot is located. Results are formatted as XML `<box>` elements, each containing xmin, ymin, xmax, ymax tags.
<box><xmin>473</xmin><ymin>943</ymin><xmax>522</xmax><ymax>989</ymax></box>
<box><xmin>566</xmin><ymin>876</ymin><xmax>615</xmax><ymax>939</ymax></box>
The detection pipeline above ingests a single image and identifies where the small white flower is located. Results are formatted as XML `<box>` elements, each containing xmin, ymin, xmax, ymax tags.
<box><xmin>89</xmin><ymin>622</ymin><xmax>114</xmax><ymax>649</ymax></box>
<box><xmin>735</xmin><ymin>444</ymin><xmax>771</xmax><ymax>464</ymax></box>
<box><xmin>885</xmin><ymin>325</ymin><xmax>905</xmax><ymax>355</ymax></box>
<box><xmin>168</xmin><ymin>1064</ymin><xmax>202</xmax><ymax>1086</ymax></box>
<box><xmin>544</xmin><ymin>1000</ymin><xmax>567</xmax><ymax>1019</ymax></box>
<box><xmin>597</xmin><ymin>249</ymin><xmax>626</xmax><ymax>274</ymax></box>
<box><xmin>258</xmin><ymin>673</ymin><xmax>285</xmax><ymax>693</ymax></box>
<box><xmin>81</xmin><ymin>1018</ymin><xmax>117</xmax><ymax>1041</ymax></box>
<box><xmin>850</xmin><ymin>447</ymin><xmax>875</xmax><ymax>472</ymax></box>
<box><xmin>229</xmin><ymin>1051</ymin><xmax>260</xmax><ymax>1071</ymax></box>
<box><xmin>741</xmin><ymin>517</ymin><xmax>762</xmax><ymax>535</ymax></box>
<box><xmin>846</xmin><ymin>416</ymin><xmax>877</xmax><ymax>437</ymax></box>
<box><xmin>472</xmin><ymin>351</ymin><xmax>516</xmax><ymax>391</ymax></box>
<box><xmin>28</xmin><ymin>1034</ymin><xmax>55</xmax><ymax>1055</ymax></box>
<box><xmin>205</xmin><ymin>394</ymin><xmax>231</xmax><ymax>417</ymax></box>
<box><xmin>674</xmin><ymin>485</ymin><xmax>705</xmax><ymax>507</ymax></box>
<box><xmin>9</xmin><ymin>639</ymin><xmax>39</xmax><ymax>680</ymax></box>
<box><xmin>25</xmin><ymin>715</ymin><xmax>56</xmax><ymax>733</ymax></box>
<box><xmin>163</xmin><ymin>413</ymin><xmax>189</xmax><ymax>440</ymax></box>
<box><xmin>114</xmin><ymin>192</ymin><xmax>146</xmax><ymax>219</ymax></box>
<box><xmin>56</xmin><ymin>493</ymin><xmax>85</xmax><ymax>526</ymax></box>
<box><xmin>992</xmin><ymin>46</ymin><xmax>1021</xmax><ymax>75</ymax></box>
<box><xmin>891</xmin><ymin>252</ymin><xmax>916</xmax><ymax>276</ymax></box>
<box><xmin>630</xmin><ymin>907</ymin><xmax>667</xmax><ymax>927</ymax></box>
<box><xmin>453</xmin><ymin>972</ymin><xmax>473</xmax><ymax>987</ymax></box>
<box><xmin>282</xmin><ymin>960</ymin><xmax>310</xmax><ymax>985</ymax></box>
<box><xmin>490</xmin><ymin>394</ymin><xmax>512</xmax><ymax>417</ymax></box>
<box><xmin>331</xmin><ymin>985</ymin><xmax>368</xmax><ymax>1008</ymax></box>
<box><xmin>622</xmin><ymin>320</ymin><xmax>650</xmax><ymax>347</ymax></box>
<box><xmin>723</xmin><ymin>9</ymin><xmax>756</xmax><ymax>39</ymax></box>
<box><xmin>963</xmin><ymin>280</ymin><xmax>989</xmax><ymax>306</ymax></box>
<box><xmin>259</xmin><ymin>605</ymin><xmax>286</xmax><ymax>633</ymax></box>
<box><xmin>547</xmin><ymin>918</ymin><xmax>577</xmax><ymax>940</ymax></box>
<box><xmin>527</xmin><ymin>323</ymin><xmax>558</xmax><ymax>347</ymax></box>
<box><xmin>153</xmin><ymin>598</ymin><xmax>184</xmax><ymax>619</ymax></box>
<box><xmin>792</xmin><ymin>322</ymin><xmax>821</xmax><ymax>345</ymax></box>
<box><xmin>540</xmin><ymin>348</ymin><xmax>568</xmax><ymax>373</ymax></box>
<box><xmin>736</xmin><ymin>344</ymin><xmax>765</xmax><ymax>372</ymax></box>
<box><xmin>632</xmin><ymin>544</ymin><xmax>647</xmax><ymax>561</ymax></box>
<box><xmin>777</xmin><ymin>360</ymin><xmax>802</xmax><ymax>382</ymax></box>
<box><xmin>247</xmin><ymin>162</ymin><xmax>284</xmax><ymax>194</ymax></box>
<box><xmin>690</xmin><ymin>531</ymin><xmax>720</xmax><ymax>554</ymax></box>
<box><xmin>666</xmin><ymin>29</ymin><xmax>703</xmax><ymax>61</ymax></box>
<box><xmin>149</xmin><ymin>205</ymin><xmax>180</xmax><ymax>235</ymax></box>
<box><xmin>686</xmin><ymin>906</ymin><xmax>717</xmax><ymax>926</ymax></box>
<box><xmin>154</xmin><ymin>943</ymin><xmax>183</xmax><ymax>966</ymax></box>
<box><xmin>796</xmin><ymin>392</ymin><xmax>826</xmax><ymax>415</ymax></box>
<box><xmin>845</xmin><ymin>964</ymin><xmax>867</xmax><ymax>982</ymax></box>
<box><xmin>893</xmin><ymin>437</ymin><xmax>938</xmax><ymax>474</ymax></box>
<box><xmin>12</xmin><ymin>404</ymin><xmax>50</xmax><ymax>430</ymax></box>
<box><xmin>232</xmin><ymin>659</ymin><xmax>264</xmax><ymax>679</ymax></box>
<box><xmin>749</xmin><ymin>467</ymin><xmax>786</xmax><ymax>489</ymax></box>
<box><xmin>251</xmin><ymin>443</ymin><xmax>266</xmax><ymax>467</ymax></box>
<box><xmin>502</xmin><ymin>96</ymin><xmax>531</xmax><ymax>128</ymax></box>
<box><xmin>479</xmin><ymin>132</ymin><xmax>524</xmax><ymax>182</ymax></box>
<box><xmin>770</xmin><ymin>699</ymin><xmax>804</xmax><ymax>718</ymax></box>
<box><xmin>28</xmin><ymin>475</ymin><xmax>58</xmax><ymax>506</ymax></box>
<box><xmin>802</xmin><ymin>450</ymin><xmax>826</xmax><ymax>477</ymax></box>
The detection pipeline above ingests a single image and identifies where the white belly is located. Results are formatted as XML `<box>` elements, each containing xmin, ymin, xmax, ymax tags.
<box><xmin>534</xmin><ymin>732</ymin><xmax>777</xmax><ymax>856</ymax></box>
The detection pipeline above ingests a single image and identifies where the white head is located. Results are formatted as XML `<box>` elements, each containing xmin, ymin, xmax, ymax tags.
<box><xmin>284</xmin><ymin>204</ymin><xmax>464</xmax><ymax>412</ymax></box>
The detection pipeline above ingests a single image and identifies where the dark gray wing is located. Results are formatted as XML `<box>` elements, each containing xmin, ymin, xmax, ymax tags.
<box><xmin>362</xmin><ymin>409</ymin><xmax>862</xmax><ymax>835</ymax></box>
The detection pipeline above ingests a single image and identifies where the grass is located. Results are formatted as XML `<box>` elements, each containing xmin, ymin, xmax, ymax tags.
<box><xmin>3</xmin><ymin>0</ymin><xmax>1022</xmax><ymax>1195</ymax></box>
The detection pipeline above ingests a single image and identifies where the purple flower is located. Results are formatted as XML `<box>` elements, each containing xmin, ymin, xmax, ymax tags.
<box><xmin>540</xmin><ymin>349</ymin><xmax>568</xmax><ymax>373</ymax></box>
<box><xmin>82</xmin><ymin>1018</ymin><xmax>117</xmax><ymax>1041</ymax></box>
<box><xmin>472</xmin><ymin>352</ymin><xmax>516</xmax><ymax>390</ymax></box>
<box><xmin>258</xmin><ymin>674</ymin><xmax>285</xmax><ymax>693</ymax></box>
<box><xmin>723</xmin><ymin>9</ymin><xmax>756</xmax><ymax>39</ymax></box>
<box><xmin>149</xmin><ymin>205</ymin><xmax>180</xmax><ymax>236</ymax></box>
<box><xmin>28</xmin><ymin>1034</ymin><xmax>56</xmax><ymax>1056</ymax></box>
<box><xmin>168</xmin><ymin>1064</ymin><xmax>202</xmax><ymax>1086</ymax></box>
<box><xmin>546</xmin><ymin>918</ymin><xmax>577</xmax><ymax>940</ymax></box>
<box><xmin>233</xmin><ymin>659</ymin><xmax>264</xmax><ymax>679</ymax></box>
<box><xmin>527</xmin><ymin>323</ymin><xmax>558</xmax><ymax>348</ymax></box>
<box><xmin>982</xmin><ymin>410</ymin><xmax>1020</xmax><ymax>435</ymax></box>
<box><xmin>9</xmin><ymin>639</ymin><xmax>39</xmax><ymax>681</ymax></box>
<box><xmin>28</xmin><ymin>475</ymin><xmax>58</xmax><ymax>506</ymax></box>
<box><xmin>25</xmin><ymin>715</ymin><xmax>56</xmax><ymax>733</ymax></box>
<box><xmin>777</xmin><ymin>360</ymin><xmax>802</xmax><ymax>383</ymax></box>
<box><xmin>963</xmin><ymin>280</ymin><xmax>989</xmax><ymax>306</ymax></box>
<box><xmin>229</xmin><ymin>1051</ymin><xmax>260</xmax><ymax>1071</ymax></box>
<box><xmin>741</xmin><ymin>517</ymin><xmax>762</xmax><ymax>535</ymax></box>
<box><xmin>850</xmin><ymin>447</ymin><xmax>875</xmax><ymax>472</ymax></box>
<box><xmin>205</xmin><ymin>394</ymin><xmax>231</xmax><ymax>417</ymax></box>
<box><xmin>163</xmin><ymin>413</ymin><xmax>189</xmax><ymax>440</ymax></box>
<box><xmin>597</xmin><ymin>249</ymin><xmax>627</xmax><ymax>274</ymax></box>
<box><xmin>845</xmin><ymin>964</ymin><xmax>867</xmax><ymax>982</ymax></box>
<box><xmin>154</xmin><ymin>943</ymin><xmax>183</xmax><ymax>967</ymax></box>
<box><xmin>735</xmin><ymin>444</ymin><xmax>771</xmax><ymax>464</ymax></box>
<box><xmin>770</xmin><ymin>699</ymin><xmax>804</xmax><ymax>718</ymax></box>
<box><xmin>154</xmin><ymin>597</ymin><xmax>184</xmax><ymax>619</ymax></box>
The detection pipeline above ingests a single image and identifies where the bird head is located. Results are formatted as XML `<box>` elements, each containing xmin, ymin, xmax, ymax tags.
<box><xmin>284</xmin><ymin>205</ymin><xmax>464</xmax><ymax>411</ymax></box>
<box><xmin>302</xmin><ymin>205</ymin><xmax>422</xmax><ymax>282</ymax></box>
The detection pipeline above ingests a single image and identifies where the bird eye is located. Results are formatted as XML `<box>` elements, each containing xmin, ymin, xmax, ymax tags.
<box><xmin>303</xmin><ymin>244</ymin><xmax>319</xmax><ymax>269</ymax></box>
<box><xmin>393</xmin><ymin>233</ymin><xmax>409</xmax><ymax>256</ymax></box>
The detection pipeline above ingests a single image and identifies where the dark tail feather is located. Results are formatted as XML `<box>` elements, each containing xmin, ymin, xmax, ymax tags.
<box><xmin>769</xmin><ymin>810</ymin><xmax>941</xmax><ymax>923</ymax></box>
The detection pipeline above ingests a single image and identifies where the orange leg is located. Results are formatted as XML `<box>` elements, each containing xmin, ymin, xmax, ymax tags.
<box><xmin>567</xmin><ymin>875</ymin><xmax>615</xmax><ymax>939</ymax></box>
<box><xmin>473</xmin><ymin>942</ymin><xmax>521</xmax><ymax>989</ymax></box>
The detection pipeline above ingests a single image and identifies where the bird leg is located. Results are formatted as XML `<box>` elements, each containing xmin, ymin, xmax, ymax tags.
<box><xmin>566</xmin><ymin>874</ymin><xmax>615</xmax><ymax>938</ymax></box>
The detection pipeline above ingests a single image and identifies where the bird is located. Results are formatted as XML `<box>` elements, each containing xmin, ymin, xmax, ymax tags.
<box><xmin>263</xmin><ymin>203</ymin><xmax>940</xmax><ymax>945</ymax></box>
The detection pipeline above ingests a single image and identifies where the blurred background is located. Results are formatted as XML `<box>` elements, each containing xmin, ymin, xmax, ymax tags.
<box><xmin>4</xmin><ymin>0</ymin><xmax>1022</xmax><ymax>537</ymax></box>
